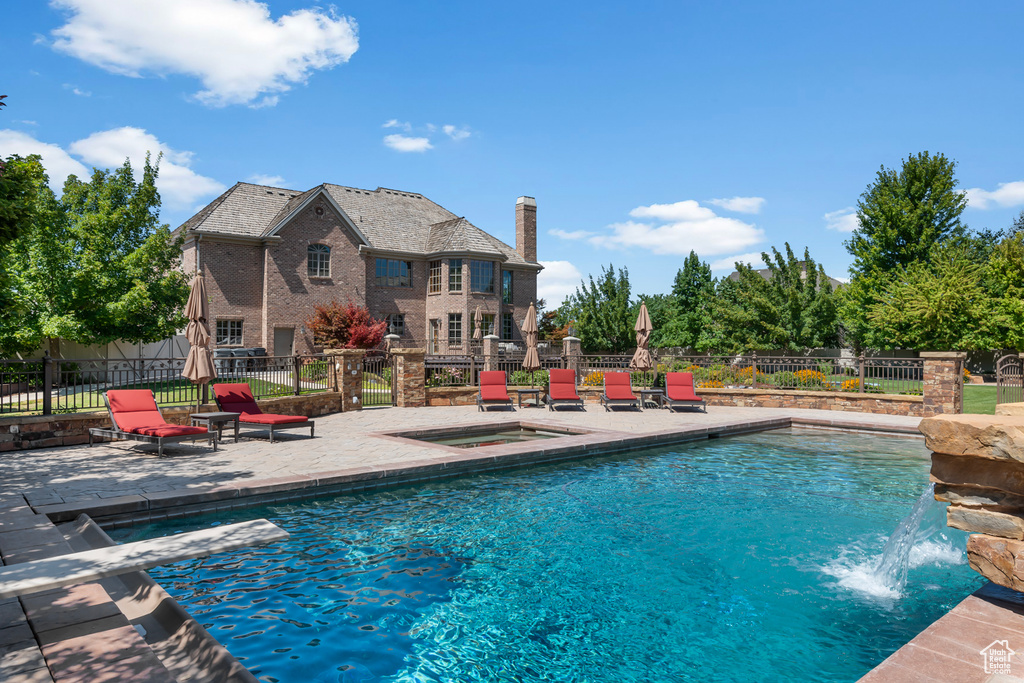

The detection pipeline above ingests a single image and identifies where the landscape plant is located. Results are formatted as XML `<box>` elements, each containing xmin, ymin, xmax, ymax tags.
<box><xmin>306</xmin><ymin>300</ymin><xmax>387</xmax><ymax>349</ymax></box>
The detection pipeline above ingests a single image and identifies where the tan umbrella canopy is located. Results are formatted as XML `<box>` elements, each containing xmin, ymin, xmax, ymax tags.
<box><xmin>182</xmin><ymin>272</ymin><xmax>217</xmax><ymax>394</ymax></box>
<box><xmin>629</xmin><ymin>302</ymin><xmax>654</xmax><ymax>371</ymax></box>
<box><xmin>522</xmin><ymin>302</ymin><xmax>541</xmax><ymax>372</ymax></box>
<box><xmin>473</xmin><ymin>306</ymin><xmax>483</xmax><ymax>341</ymax></box>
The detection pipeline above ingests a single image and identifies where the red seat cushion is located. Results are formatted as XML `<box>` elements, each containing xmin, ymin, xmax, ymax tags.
<box><xmin>548</xmin><ymin>369</ymin><xmax>580</xmax><ymax>400</ymax></box>
<box><xmin>665</xmin><ymin>372</ymin><xmax>702</xmax><ymax>401</ymax></box>
<box><xmin>238</xmin><ymin>413</ymin><xmax>308</xmax><ymax>425</ymax></box>
<box><xmin>213</xmin><ymin>383</ymin><xmax>262</xmax><ymax>415</ymax></box>
<box><xmin>479</xmin><ymin>371</ymin><xmax>510</xmax><ymax>401</ymax></box>
<box><xmin>107</xmin><ymin>390</ymin><xmax>169</xmax><ymax>432</ymax></box>
<box><xmin>603</xmin><ymin>373</ymin><xmax>636</xmax><ymax>400</ymax></box>
<box><xmin>130</xmin><ymin>424</ymin><xmax>209</xmax><ymax>438</ymax></box>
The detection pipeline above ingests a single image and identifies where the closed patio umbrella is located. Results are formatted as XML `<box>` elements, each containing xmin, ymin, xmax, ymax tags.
<box><xmin>182</xmin><ymin>272</ymin><xmax>217</xmax><ymax>408</ymax></box>
<box><xmin>629</xmin><ymin>302</ymin><xmax>654</xmax><ymax>372</ymax></box>
<box><xmin>521</xmin><ymin>302</ymin><xmax>541</xmax><ymax>404</ymax></box>
<box><xmin>473</xmin><ymin>306</ymin><xmax>483</xmax><ymax>341</ymax></box>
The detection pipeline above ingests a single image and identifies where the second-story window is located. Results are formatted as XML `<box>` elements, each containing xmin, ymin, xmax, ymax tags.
<box><xmin>448</xmin><ymin>259</ymin><xmax>463</xmax><ymax>292</ymax></box>
<box><xmin>470</xmin><ymin>260</ymin><xmax>494</xmax><ymax>294</ymax></box>
<box><xmin>428</xmin><ymin>260</ymin><xmax>443</xmax><ymax>294</ymax></box>
<box><xmin>502</xmin><ymin>270</ymin><xmax>513</xmax><ymax>304</ymax></box>
<box><xmin>375</xmin><ymin>258</ymin><xmax>412</xmax><ymax>287</ymax></box>
<box><xmin>307</xmin><ymin>244</ymin><xmax>330</xmax><ymax>278</ymax></box>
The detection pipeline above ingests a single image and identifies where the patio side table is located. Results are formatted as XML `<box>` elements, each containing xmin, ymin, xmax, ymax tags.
<box><xmin>638</xmin><ymin>389</ymin><xmax>664</xmax><ymax>410</ymax></box>
<box><xmin>517</xmin><ymin>388</ymin><xmax>544</xmax><ymax>408</ymax></box>
<box><xmin>190</xmin><ymin>412</ymin><xmax>241</xmax><ymax>443</ymax></box>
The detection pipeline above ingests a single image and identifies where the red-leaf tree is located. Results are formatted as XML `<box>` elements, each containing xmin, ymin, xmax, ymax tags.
<box><xmin>306</xmin><ymin>300</ymin><xmax>387</xmax><ymax>349</ymax></box>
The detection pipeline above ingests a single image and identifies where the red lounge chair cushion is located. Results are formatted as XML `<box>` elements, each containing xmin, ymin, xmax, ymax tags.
<box><xmin>604</xmin><ymin>372</ymin><xmax>637</xmax><ymax>400</ymax></box>
<box><xmin>238</xmin><ymin>413</ymin><xmax>308</xmax><ymax>425</ymax></box>
<box><xmin>212</xmin><ymin>383</ymin><xmax>262</xmax><ymax>415</ymax></box>
<box><xmin>665</xmin><ymin>372</ymin><xmax>702</xmax><ymax>401</ymax></box>
<box><xmin>548</xmin><ymin>369</ymin><xmax>581</xmax><ymax>400</ymax></box>
<box><xmin>479</xmin><ymin>371</ymin><xmax>510</xmax><ymax>402</ymax></box>
<box><xmin>107</xmin><ymin>390</ymin><xmax>170</xmax><ymax>432</ymax></box>
<box><xmin>130</xmin><ymin>424</ymin><xmax>209</xmax><ymax>438</ymax></box>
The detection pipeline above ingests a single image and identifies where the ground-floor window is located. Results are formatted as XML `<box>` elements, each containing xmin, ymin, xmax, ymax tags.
<box><xmin>448</xmin><ymin>313</ymin><xmax>462</xmax><ymax>344</ymax></box>
<box><xmin>385</xmin><ymin>314</ymin><xmax>405</xmax><ymax>336</ymax></box>
<box><xmin>216</xmin><ymin>319</ymin><xmax>243</xmax><ymax>346</ymax></box>
<box><xmin>502</xmin><ymin>313</ymin><xmax>514</xmax><ymax>340</ymax></box>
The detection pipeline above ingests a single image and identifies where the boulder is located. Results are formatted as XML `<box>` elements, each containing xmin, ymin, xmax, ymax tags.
<box><xmin>920</xmin><ymin>414</ymin><xmax>1024</xmax><ymax>461</ymax></box>
<box><xmin>967</xmin><ymin>535</ymin><xmax>1024</xmax><ymax>592</ymax></box>
<box><xmin>948</xmin><ymin>505</ymin><xmax>1024</xmax><ymax>540</ymax></box>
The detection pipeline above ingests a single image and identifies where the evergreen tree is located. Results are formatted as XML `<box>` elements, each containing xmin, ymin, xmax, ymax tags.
<box><xmin>655</xmin><ymin>250</ymin><xmax>715</xmax><ymax>349</ymax></box>
<box><xmin>562</xmin><ymin>264</ymin><xmax>635</xmax><ymax>353</ymax></box>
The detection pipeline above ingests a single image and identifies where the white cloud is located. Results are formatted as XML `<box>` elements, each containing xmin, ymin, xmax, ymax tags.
<box><xmin>708</xmin><ymin>196</ymin><xmax>765</xmax><ymax>214</ymax></box>
<box><xmin>62</xmin><ymin>83</ymin><xmax>91</xmax><ymax>97</ymax></box>
<box><xmin>549</xmin><ymin>228</ymin><xmax>593</xmax><ymax>240</ymax></box>
<box><xmin>590</xmin><ymin>200</ymin><xmax>764</xmax><ymax>257</ymax></box>
<box><xmin>0</xmin><ymin>127</ymin><xmax>225</xmax><ymax>209</ymax></box>
<box><xmin>247</xmin><ymin>173</ymin><xmax>287</xmax><ymax>186</ymax></box>
<box><xmin>824</xmin><ymin>207</ymin><xmax>860</xmax><ymax>232</ymax></box>
<box><xmin>0</xmin><ymin>129</ymin><xmax>89</xmax><ymax>192</ymax></box>
<box><xmin>382</xmin><ymin>119</ymin><xmax>411</xmax><ymax>132</ymax></box>
<box><xmin>383</xmin><ymin>134</ymin><xmax>432</xmax><ymax>153</ymax></box>
<box><xmin>443</xmin><ymin>124</ymin><xmax>471</xmax><ymax>141</ymax></box>
<box><xmin>709</xmin><ymin>252</ymin><xmax>766</xmax><ymax>272</ymax></box>
<box><xmin>537</xmin><ymin>260</ymin><xmax>583</xmax><ymax>307</ymax></box>
<box><xmin>965</xmin><ymin>181</ymin><xmax>1024</xmax><ymax>210</ymax></box>
<box><xmin>49</xmin><ymin>0</ymin><xmax>359</xmax><ymax>107</ymax></box>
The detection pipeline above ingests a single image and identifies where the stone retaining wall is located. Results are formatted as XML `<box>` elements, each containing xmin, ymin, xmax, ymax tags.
<box><xmin>0</xmin><ymin>392</ymin><xmax>343</xmax><ymax>452</ymax></box>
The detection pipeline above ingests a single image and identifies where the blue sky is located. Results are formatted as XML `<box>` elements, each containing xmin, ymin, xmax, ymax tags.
<box><xmin>3</xmin><ymin>1</ymin><xmax>1024</xmax><ymax>307</ymax></box>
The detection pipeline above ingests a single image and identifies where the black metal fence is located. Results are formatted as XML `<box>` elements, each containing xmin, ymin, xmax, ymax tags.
<box><xmin>0</xmin><ymin>352</ymin><xmax>332</xmax><ymax>416</ymax></box>
<box><xmin>997</xmin><ymin>354</ymin><xmax>1023</xmax><ymax>405</ymax></box>
<box><xmin>362</xmin><ymin>351</ymin><xmax>394</xmax><ymax>406</ymax></box>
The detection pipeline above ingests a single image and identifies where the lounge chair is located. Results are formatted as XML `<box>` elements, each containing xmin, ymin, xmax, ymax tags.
<box><xmin>88</xmin><ymin>390</ymin><xmax>214</xmax><ymax>456</ymax></box>
<box><xmin>661</xmin><ymin>372</ymin><xmax>707</xmax><ymax>412</ymax></box>
<box><xmin>212</xmin><ymin>383</ymin><xmax>314</xmax><ymax>442</ymax></box>
<box><xmin>600</xmin><ymin>372</ymin><xmax>641</xmax><ymax>411</ymax></box>
<box><xmin>477</xmin><ymin>371</ymin><xmax>514</xmax><ymax>411</ymax></box>
<box><xmin>546</xmin><ymin>369</ymin><xmax>584</xmax><ymax>411</ymax></box>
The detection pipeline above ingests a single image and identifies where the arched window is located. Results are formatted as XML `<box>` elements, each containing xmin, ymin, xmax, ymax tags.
<box><xmin>307</xmin><ymin>244</ymin><xmax>330</xmax><ymax>277</ymax></box>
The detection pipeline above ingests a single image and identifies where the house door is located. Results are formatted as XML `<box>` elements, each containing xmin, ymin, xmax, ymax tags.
<box><xmin>274</xmin><ymin>327</ymin><xmax>295</xmax><ymax>357</ymax></box>
<box><xmin>428</xmin><ymin>319</ymin><xmax>440</xmax><ymax>354</ymax></box>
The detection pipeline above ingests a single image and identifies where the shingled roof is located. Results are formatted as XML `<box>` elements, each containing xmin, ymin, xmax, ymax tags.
<box><xmin>178</xmin><ymin>182</ymin><xmax>534</xmax><ymax>265</ymax></box>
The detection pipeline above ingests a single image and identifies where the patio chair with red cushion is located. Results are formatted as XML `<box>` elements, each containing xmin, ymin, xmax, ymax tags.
<box><xmin>545</xmin><ymin>368</ymin><xmax>584</xmax><ymax>411</ymax></box>
<box><xmin>212</xmin><ymin>383</ymin><xmax>314</xmax><ymax>442</ymax></box>
<box><xmin>661</xmin><ymin>372</ymin><xmax>707</xmax><ymax>412</ymax></box>
<box><xmin>477</xmin><ymin>371</ymin><xmax>514</xmax><ymax>411</ymax></box>
<box><xmin>600</xmin><ymin>371</ymin><xmax>641</xmax><ymax>411</ymax></box>
<box><xmin>89</xmin><ymin>389</ymin><xmax>214</xmax><ymax>456</ymax></box>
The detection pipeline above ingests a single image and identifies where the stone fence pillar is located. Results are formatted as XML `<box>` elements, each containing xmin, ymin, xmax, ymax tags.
<box><xmin>392</xmin><ymin>348</ymin><xmax>426</xmax><ymax>408</ymax></box>
<box><xmin>325</xmin><ymin>349</ymin><xmax>365</xmax><ymax>412</ymax></box>
<box><xmin>482</xmin><ymin>335</ymin><xmax>499</xmax><ymax>371</ymax></box>
<box><xmin>562</xmin><ymin>336</ymin><xmax>581</xmax><ymax>372</ymax></box>
<box><xmin>921</xmin><ymin>351</ymin><xmax>966</xmax><ymax>415</ymax></box>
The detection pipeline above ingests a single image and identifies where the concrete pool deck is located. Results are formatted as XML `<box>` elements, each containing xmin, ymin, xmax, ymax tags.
<box><xmin>0</xmin><ymin>404</ymin><xmax>1019</xmax><ymax>681</ymax></box>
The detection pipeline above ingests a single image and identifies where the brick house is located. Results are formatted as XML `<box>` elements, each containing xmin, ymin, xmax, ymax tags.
<box><xmin>175</xmin><ymin>183</ymin><xmax>542</xmax><ymax>356</ymax></box>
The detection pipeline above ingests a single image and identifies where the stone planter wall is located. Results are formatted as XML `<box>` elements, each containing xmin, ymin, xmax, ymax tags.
<box><xmin>923</xmin><ymin>414</ymin><xmax>1024</xmax><ymax>591</ymax></box>
<box><xmin>0</xmin><ymin>392</ymin><xmax>344</xmax><ymax>452</ymax></box>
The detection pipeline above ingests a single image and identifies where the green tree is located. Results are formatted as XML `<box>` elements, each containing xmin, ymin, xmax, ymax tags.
<box><xmin>4</xmin><ymin>155</ymin><xmax>190</xmax><ymax>353</ymax></box>
<box><xmin>866</xmin><ymin>246</ymin><xmax>996</xmax><ymax>350</ymax></box>
<box><xmin>714</xmin><ymin>244</ymin><xmax>839</xmax><ymax>353</ymax></box>
<box><xmin>986</xmin><ymin>231</ymin><xmax>1024</xmax><ymax>350</ymax></box>
<box><xmin>654</xmin><ymin>251</ymin><xmax>716</xmax><ymax>350</ymax></box>
<box><xmin>562</xmin><ymin>264</ymin><xmax>635</xmax><ymax>353</ymax></box>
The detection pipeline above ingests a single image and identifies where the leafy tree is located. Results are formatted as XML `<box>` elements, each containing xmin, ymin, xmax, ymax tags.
<box><xmin>986</xmin><ymin>231</ymin><xmax>1024</xmax><ymax>350</ymax></box>
<box><xmin>841</xmin><ymin>151</ymin><xmax>969</xmax><ymax>347</ymax></box>
<box><xmin>562</xmin><ymin>264</ymin><xmax>635</xmax><ymax>353</ymax></box>
<box><xmin>4</xmin><ymin>155</ymin><xmax>190</xmax><ymax>352</ymax></box>
<box><xmin>866</xmin><ymin>246</ymin><xmax>996</xmax><ymax>350</ymax></box>
<box><xmin>0</xmin><ymin>155</ymin><xmax>46</xmax><ymax>247</ymax></box>
<box><xmin>306</xmin><ymin>300</ymin><xmax>387</xmax><ymax>349</ymax></box>
<box><xmin>638</xmin><ymin>293</ymin><xmax>675</xmax><ymax>347</ymax></box>
<box><xmin>653</xmin><ymin>251</ymin><xmax>716</xmax><ymax>350</ymax></box>
<box><xmin>714</xmin><ymin>244</ymin><xmax>839</xmax><ymax>353</ymax></box>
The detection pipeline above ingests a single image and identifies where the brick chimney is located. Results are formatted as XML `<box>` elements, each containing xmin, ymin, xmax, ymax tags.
<box><xmin>515</xmin><ymin>196</ymin><xmax>537</xmax><ymax>263</ymax></box>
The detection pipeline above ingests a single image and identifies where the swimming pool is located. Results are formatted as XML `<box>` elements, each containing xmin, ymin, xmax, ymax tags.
<box><xmin>112</xmin><ymin>428</ymin><xmax>982</xmax><ymax>682</ymax></box>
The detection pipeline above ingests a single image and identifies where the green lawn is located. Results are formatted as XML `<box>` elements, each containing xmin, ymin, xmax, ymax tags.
<box><xmin>963</xmin><ymin>384</ymin><xmax>997</xmax><ymax>414</ymax></box>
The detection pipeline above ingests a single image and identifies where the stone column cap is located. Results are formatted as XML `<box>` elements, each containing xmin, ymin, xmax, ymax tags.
<box><xmin>483</xmin><ymin>334</ymin><xmax>499</xmax><ymax>340</ymax></box>
<box><xmin>920</xmin><ymin>351</ymin><xmax>967</xmax><ymax>359</ymax></box>
<box><xmin>390</xmin><ymin>348</ymin><xmax>426</xmax><ymax>356</ymax></box>
<box><xmin>563</xmin><ymin>336</ymin><xmax>581</xmax><ymax>342</ymax></box>
<box><xmin>324</xmin><ymin>348</ymin><xmax>368</xmax><ymax>356</ymax></box>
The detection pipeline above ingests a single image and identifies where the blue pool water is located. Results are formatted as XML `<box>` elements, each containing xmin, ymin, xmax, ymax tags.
<box><xmin>112</xmin><ymin>428</ymin><xmax>983</xmax><ymax>682</ymax></box>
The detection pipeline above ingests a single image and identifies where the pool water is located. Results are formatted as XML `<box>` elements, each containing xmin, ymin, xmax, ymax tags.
<box><xmin>112</xmin><ymin>428</ymin><xmax>983</xmax><ymax>683</ymax></box>
<box><xmin>417</xmin><ymin>426</ymin><xmax>565</xmax><ymax>448</ymax></box>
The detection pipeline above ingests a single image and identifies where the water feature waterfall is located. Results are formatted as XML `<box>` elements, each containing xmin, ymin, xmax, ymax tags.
<box><xmin>873</xmin><ymin>483</ymin><xmax>938</xmax><ymax>594</ymax></box>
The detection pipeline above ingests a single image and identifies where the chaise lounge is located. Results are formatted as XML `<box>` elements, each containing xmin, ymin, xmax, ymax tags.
<box><xmin>600</xmin><ymin>372</ymin><xmax>641</xmax><ymax>411</ymax></box>
<box><xmin>546</xmin><ymin>369</ymin><xmax>585</xmax><ymax>411</ymax></box>
<box><xmin>89</xmin><ymin>390</ymin><xmax>215</xmax><ymax>456</ymax></box>
<box><xmin>212</xmin><ymin>383</ymin><xmax>314</xmax><ymax>442</ymax></box>
<box><xmin>661</xmin><ymin>372</ymin><xmax>707</xmax><ymax>412</ymax></box>
<box><xmin>477</xmin><ymin>371</ymin><xmax>514</xmax><ymax>411</ymax></box>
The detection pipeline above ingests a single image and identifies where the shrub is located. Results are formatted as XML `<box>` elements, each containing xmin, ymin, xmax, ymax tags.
<box><xmin>509</xmin><ymin>369</ymin><xmax>549</xmax><ymax>386</ymax></box>
<box><xmin>581</xmin><ymin>371</ymin><xmax>604</xmax><ymax>387</ymax></box>
<box><xmin>840</xmin><ymin>378</ymin><xmax>860</xmax><ymax>392</ymax></box>
<box><xmin>697</xmin><ymin>379</ymin><xmax>724</xmax><ymax>389</ymax></box>
<box><xmin>426</xmin><ymin>366</ymin><xmax>469</xmax><ymax>387</ymax></box>
<box><xmin>300</xmin><ymin>359</ymin><xmax>330</xmax><ymax>382</ymax></box>
<box><xmin>306</xmin><ymin>300</ymin><xmax>387</xmax><ymax>349</ymax></box>
<box><xmin>794</xmin><ymin>369</ymin><xmax>827</xmax><ymax>388</ymax></box>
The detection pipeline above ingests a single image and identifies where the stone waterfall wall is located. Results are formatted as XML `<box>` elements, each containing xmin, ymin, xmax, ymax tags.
<box><xmin>923</xmin><ymin>414</ymin><xmax>1024</xmax><ymax>591</ymax></box>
